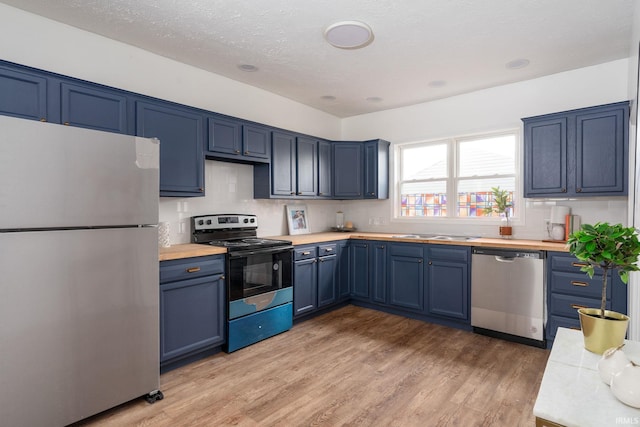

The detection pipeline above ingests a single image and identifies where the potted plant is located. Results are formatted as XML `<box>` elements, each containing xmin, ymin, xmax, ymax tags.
<box><xmin>567</xmin><ymin>222</ymin><xmax>640</xmax><ymax>354</ymax></box>
<box><xmin>484</xmin><ymin>186</ymin><xmax>512</xmax><ymax>238</ymax></box>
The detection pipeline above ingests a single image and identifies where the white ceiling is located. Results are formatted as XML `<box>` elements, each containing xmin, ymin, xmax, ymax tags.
<box><xmin>2</xmin><ymin>0</ymin><xmax>635</xmax><ymax>118</ymax></box>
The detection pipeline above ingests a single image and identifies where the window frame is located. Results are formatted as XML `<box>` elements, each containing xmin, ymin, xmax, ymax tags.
<box><xmin>392</xmin><ymin>129</ymin><xmax>522</xmax><ymax>224</ymax></box>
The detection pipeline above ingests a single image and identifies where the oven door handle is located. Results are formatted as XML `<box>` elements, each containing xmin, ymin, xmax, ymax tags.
<box><xmin>228</xmin><ymin>245</ymin><xmax>294</xmax><ymax>258</ymax></box>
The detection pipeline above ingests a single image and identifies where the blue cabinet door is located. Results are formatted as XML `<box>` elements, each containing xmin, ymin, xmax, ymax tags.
<box><xmin>371</xmin><ymin>243</ymin><xmax>388</xmax><ymax>304</ymax></box>
<box><xmin>427</xmin><ymin>259</ymin><xmax>469</xmax><ymax>320</ymax></box>
<box><xmin>523</xmin><ymin>102</ymin><xmax>629</xmax><ymax>198</ymax></box>
<box><xmin>271</xmin><ymin>131</ymin><xmax>297</xmax><ymax>196</ymax></box>
<box><xmin>337</xmin><ymin>241</ymin><xmax>351</xmax><ymax>299</ymax></box>
<box><xmin>207</xmin><ymin>115</ymin><xmax>242</xmax><ymax>155</ymax></box>
<box><xmin>296</xmin><ymin>136</ymin><xmax>318</xmax><ymax>196</ymax></box>
<box><xmin>0</xmin><ymin>65</ymin><xmax>49</xmax><ymax>122</ymax></box>
<box><xmin>294</xmin><ymin>257</ymin><xmax>317</xmax><ymax>316</ymax></box>
<box><xmin>576</xmin><ymin>106</ymin><xmax>627</xmax><ymax>195</ymax></box>
<box><xmin>333</xmin><ymin>142</ymin><xmax>363</xmax><ymax>198</ymax></box>
<box><xmin>159</xmin><ymin>273</ymin><xmax>225</xmax><ymax>363</ymax></box>
<box><xmin>389</xmin><ymin>255</ymin><xmax>424</xmax><ymax>311</ymax></box>
<box><xmin>243</xmin><ymin>124</ymin><xmax>270</xmax><ymax>159</ymax></box>
<box><xmin>60</xmin><ymin>82</ymin><xmax>130</xmax><ymax>134</ymax></box>
<box><xmin>363</xmin><ymin>139</ymin><xmax>390</xmax><ymax>199</ymax></box>
<box><xmin>350</xmin><ymin>241</ymin><xmax>370</xmax><ymax>299</ymax></box>
<box><xmin>318</xmin><ymin>140</ymin><xmax>332</xmax><ymax>198</ymax></box>
<box><xmin>523</xmin><ymin>116</ymin><xmax>568</xmax><ymax>196</ymax></box>
<box><xmin>136</xmin><ymin>100</ymin><xmax>205</xmax><ymax>197</ymax></box>
<box><xmin>317</xmin><ymin>254</ymin><xmax>337</xmax><ymax>307</ymax></box>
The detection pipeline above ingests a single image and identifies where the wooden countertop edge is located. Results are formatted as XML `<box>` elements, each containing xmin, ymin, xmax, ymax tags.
<box><xmin>159</xmin><ymin>243</ymin><xmax>227</xmax><ymax>261</ymax></box>
<box><xmin>269</xmin><ymin>232</ymin><xmax>569</xmax><ymax>252</ymax></box>
<box><xmin>160</xmin><ymin>232</ymin><xmax>568</xmax><ymax>261</ymax></box>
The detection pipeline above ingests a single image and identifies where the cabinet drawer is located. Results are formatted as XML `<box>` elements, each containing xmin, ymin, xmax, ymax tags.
<box><xmin>428</xmin><ymin>245</ymin><xmax>469</xmax><ymax>262</ymax></box>
<box><xmin>294</xmin><ymin>246</ymin><xmax>317</xmax><ymax>261</ymax></box>
<box><xmin>160</xmin><ymin>255</ymin><xmax>225</xmax><ymax>283</ymax></box>
<box><xmin>550</xmin><ymin>271</ymin><xmax>609</xmax><ymax>299</ymax></box>
<box><xmin>389</xmin><ymin>243</ymin><xmax>423</xmax><ymax>258</ymax></box>
<box><xmin>551</xmin><ymin>255</ymin><xmax>598</xmax><ymax>274</ymax></box>
<box><xmin>548</xmin><ymin>293</ymin><xmax>608</xmax><ymax>319</ymax></box>
<box><xmin>547</xmin><ymin>314</ymin><xmax>581</xmax><ymax>340</ymax></box>
<box><xmin>318</xmin><ymin>243</ymin><xmax>337</xmax><ymax>257</ymax></box>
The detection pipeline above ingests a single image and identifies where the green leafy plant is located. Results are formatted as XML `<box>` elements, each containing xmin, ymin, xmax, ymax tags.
<box><xmin>484</xmin><ymin>186</ymin><xmax>512</xmax><ymax>223</ymax></box>
<box><xmin>567</xmin><ymin>222</ymin><xmax>640</xmax><ymax>318</ymax></box>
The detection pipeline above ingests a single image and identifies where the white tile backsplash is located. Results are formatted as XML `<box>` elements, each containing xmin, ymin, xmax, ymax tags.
<box><xmin>159</xmin><ymin>160</ymin><xmax>344</xmax><ymax>244</ymax></box>
<box><xmin>160</xmin><ymin>160</ymin><xmax>629</xmax><ymax>245</ymax></box>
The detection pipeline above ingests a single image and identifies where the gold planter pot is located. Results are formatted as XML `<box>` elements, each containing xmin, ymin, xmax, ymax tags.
<box><xmin>578</xmin><ymin>308</ymin><xmax>629</xmax><ymax>354</ymax></box>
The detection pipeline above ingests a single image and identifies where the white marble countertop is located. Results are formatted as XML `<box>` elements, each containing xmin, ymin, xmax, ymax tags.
<box><xmin>534</xmin><ymin>328</ymin><xmax>640</xmax><ymax>426</ymax></box>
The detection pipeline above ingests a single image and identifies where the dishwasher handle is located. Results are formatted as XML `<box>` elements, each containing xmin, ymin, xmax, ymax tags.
<box><xmin>495</xmin><ymin>256</ymin><xmax>516</xmax><ymax>263</ymax></box>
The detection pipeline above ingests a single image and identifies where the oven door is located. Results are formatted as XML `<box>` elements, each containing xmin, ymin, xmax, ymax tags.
<box><xmin>227</xmin><ymin>246</ymin><xmax>293</xmax><ymax>320</ymax></box>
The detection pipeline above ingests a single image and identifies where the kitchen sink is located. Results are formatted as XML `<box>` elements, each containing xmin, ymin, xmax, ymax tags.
<box><xmin>391</xmin><ymin>234</ymin><xmax>479</xmax><ymax>241</ymax></box>
<box><xmin>428</xmin><ymin>235</ymin><xmax>479</xmax><ymax>241</ymax></box>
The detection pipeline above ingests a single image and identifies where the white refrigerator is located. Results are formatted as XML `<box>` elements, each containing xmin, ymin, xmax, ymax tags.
<box><xmin>0</xmin><ymin>115</ymin><xmax>161</xmax><ymax>426</ymax></box>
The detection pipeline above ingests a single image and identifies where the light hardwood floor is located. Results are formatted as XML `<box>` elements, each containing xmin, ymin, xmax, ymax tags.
<box><xmin>80</xmin><ymin>305</ymin><xmax>549</xmax><ymax>426</ymax></box>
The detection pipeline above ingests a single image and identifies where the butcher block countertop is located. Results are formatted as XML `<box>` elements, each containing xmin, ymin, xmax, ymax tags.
<box><xmin>159</xmin><ymin>232</ymin><xmax>568</xmax><ymax>261</ymax></box>
<box><xmin>266</xmin><ymin>232</ymin><xmax>569</xmax><ymax>252</ymax></box>
<box><xmin>159</xmin><ymin>243</ymin><xmax>227</xmax><ymax>262</ymax></box>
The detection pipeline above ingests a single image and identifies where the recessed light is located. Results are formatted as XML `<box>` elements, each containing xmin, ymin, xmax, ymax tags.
<box><xmin>238</xmin><ymin>64</ymin><xmax>258</xmax><ymax>72</ymax></box>
<box><xmin>324</xmin><ymin>21</ymin><xmax>374</xmax><ymax>49</ymax></box>
<box><xmin>428</xmin><ymin>80</ymin><xmax>447</xmax><ymax>88</ymax></box>
<box><xmin>366</xmin><ymin>96</ymin><xmax>383</xmax><ymax>103</ymax></box>
<box><xmin>321</xmin><ymin>95</ymin><xmax>337</xmax><ymax>101</ymax></box>
<box><xmin>506</xmin><ymin>58</ymin><xmax>530</xmax><ymax>69</ymax></box>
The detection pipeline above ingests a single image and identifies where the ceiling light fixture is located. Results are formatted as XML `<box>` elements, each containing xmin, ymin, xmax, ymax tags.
<box><xmin>321</xmin><ymin>95</ymin><xmax>337</xmax><ymax>101</ymax></box>
<box><xmin>324</xmin><ymin>21</ymin><xmax>374</xmax><ymax>49</ymax></box>
<box><xmin>238</xmin><ymin>64</ymin><xmax>258</xmax><ymax>72</ymax></box>
<box><xmin>506</xmin><ymin>58</ymin><xmax>530</xmax><ymax>69</ymax></box>
<box><xmin>366</xmin><ymin>96</ymin><xmax>383</xmax><ymax>103</ymax></box>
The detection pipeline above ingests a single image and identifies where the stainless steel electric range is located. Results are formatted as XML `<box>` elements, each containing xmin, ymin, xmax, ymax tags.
<box><xmin>191</xmin><ymin>214</ymin><xmax>293</xmax><ymax>352</ymax></box>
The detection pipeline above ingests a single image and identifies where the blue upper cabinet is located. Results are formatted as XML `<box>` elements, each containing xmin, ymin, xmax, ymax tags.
<box><xmin>254</xmin><ymin>132</ymin><xmax>325</xmax><ymax>199</ymax></box>
<box><xmin>523</xmin><ymin>101</ymin><xmax>629</xmax><ymax>197</ymax></box>
<box><xmin>318</xmin><ymin>140</ymin><xmax>332</xmax><ymax>198</ymax></box>
<box><xmin>296</xmin><ymin>136</ymin><xmax>318</xmax><ymax>196</ymax></box>
<box><xmin>60</xmin><ymin>81</ymin><xmax>131</xmax><ymax>134</ymax></box>
<box><xmin>333</xmin><ymin>140</ymin><xmax>390</xmax><ymax>199</ymax></box>
<box><xmin>206</xmin><ymin>115</ymin><xmax>270</xmax><ymax>164</ymax></box>
<box><xmin>364</xmin><ymin>139</ymin><xmax>390</xmax><ymax>199</ymax></box>
<box><xmin>0</xmin><ymin>64</ymin><xmax>50</xmax><ymax>122</ymax></box>
<box><xmin>136</xmin><ymin>100</ymin><xmax>205</xmax><ymax>197</ymax></box>
<box><xmin>270</xmin><ymin>130</ymin><xmax>297</xmax><ymax>196</ymax></box>
<box><xmin>333</xmin><ymin>142</ymin><xmax>364</xmax><ymax>198</ymax></box>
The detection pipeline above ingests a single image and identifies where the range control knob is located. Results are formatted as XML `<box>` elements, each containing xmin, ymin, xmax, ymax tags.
<box><xmin>198</xmin><ymin>219</ymin><xmax>204</xmax><ymax>225</ymax></box>
<box><xmin>243</xmin><ymin>218</ymin><xmax>249</xmax><ymax>223</ymax></box>
<box><xmin>206</xmin><ymin>219</ymin><xmax>212</xmax><ymax>225</ymax></box>
<box><xmin>250</xmin><ymin>218</ymin><xmax>256</xmax><ymax>223</ymax></box>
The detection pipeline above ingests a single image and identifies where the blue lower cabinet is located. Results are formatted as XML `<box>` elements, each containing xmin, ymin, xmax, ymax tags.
<box><xmin>371</xmin><ymin>243</ymin><xmax>388</xmax><ymax>304</ymax></box>
<box><xmin>317</xmin><ymin>254</ymin><xmax>337</xmax><ymax>307</ymax></box>
<box><xmin>350</xmin><ymin>241</ymin><xmax>370</xmax><ymax>299</ymax></box>
<box><xmin>160</xmin><ymin>255</ymin><xmax>226</xmax><ymax>371</ymax></box>
<box><xmin>427</xmin><ymin>259</ymin><xmax>469</xmax><ymax>320</ymax></box>
<box><xmin>337</xmin><ymin>241</ymin><xmax>351</xmax><ymax>299</ymax></box>
<box><xmin>389</xmin><ymin>255</ymin><xmax>424</xmax><ymax>311</ymax></box>
<box><xmin>160</xmin><ymin>273</ymin><xmax>225</xmax><ymax>363</ymax></box>
<box><xmin>426</xmin><ymin>246</ymin><xmax>470</xmax><ymax>322</ymax></box>
<box><xmin>227</xmin><ymin>303</ymin><xmax>293</xmax><ymax>352</ymax></box>
<box><xmin>294</xmin><ymin>252</ymin><xmax>318</xmax><ymax>317</ymax></box>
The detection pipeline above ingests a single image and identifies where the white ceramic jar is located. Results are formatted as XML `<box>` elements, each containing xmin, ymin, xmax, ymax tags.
<box><xmin>611</xmin><ymin>363</ymin><xmax>640</xmax><ymax>408</ymax></box>
<box><xmin>597</xmin><ymin>346</ymin><xmax>631</xmax><ymax>386</ymax></box>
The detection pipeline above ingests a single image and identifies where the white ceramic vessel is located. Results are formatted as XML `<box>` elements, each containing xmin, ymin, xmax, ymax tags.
<box><xmin>611</xmin><ymin>363</ymin><xmax>640</xmax><ymax>408</ymax></box>
<box><xmin>597</xmin><ymin>346</ymin><xmax>631</xmax><ymax>386</ymax></box>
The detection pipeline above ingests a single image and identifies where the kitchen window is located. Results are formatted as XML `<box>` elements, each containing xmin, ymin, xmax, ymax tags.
<box><xmin>396</xmin><ymin>131</ymin><xmax>519</xmax><ymax>220</ymax></box>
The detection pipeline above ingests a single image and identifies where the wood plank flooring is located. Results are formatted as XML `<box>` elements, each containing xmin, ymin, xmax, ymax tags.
<box><xmin>80</xmin><ymin>305</ymin><xmax>549</xmax><ymax>427</ymax></box>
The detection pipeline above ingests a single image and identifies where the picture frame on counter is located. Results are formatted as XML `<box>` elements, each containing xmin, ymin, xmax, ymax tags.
<box><xmin>286</xmin><ymin>205</ymin><xmax>310</xmax><ymax>235</ymax></box>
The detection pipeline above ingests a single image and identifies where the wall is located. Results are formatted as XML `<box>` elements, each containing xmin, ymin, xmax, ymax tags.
<box><xmin>339</xmin><ymin>59</ymin><xmax>631</xmax><ymax>240</ymax></box>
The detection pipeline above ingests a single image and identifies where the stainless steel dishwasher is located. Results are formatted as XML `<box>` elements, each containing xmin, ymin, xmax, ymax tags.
<box><xmin>471</xmin><ymin>247</ymin><xmax>545</xmax><ymax>347</ymax></box>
